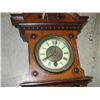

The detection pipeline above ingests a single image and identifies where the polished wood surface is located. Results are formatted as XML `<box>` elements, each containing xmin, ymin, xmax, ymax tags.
<box><xmin>10</xmin><ymin>13</ymin><xmax>93</xmax><ymax>87</ymax></box>
<box><xmin>20</xmin><ymin>76</ymin><xmax>93</xmax><ymax>87</ymax></box>
<box><xmin>26</xmin><ymin>30</ymin><xmax>85</xmax><ymax>82</ymax></box>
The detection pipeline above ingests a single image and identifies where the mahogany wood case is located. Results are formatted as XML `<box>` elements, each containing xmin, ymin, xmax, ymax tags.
<box><xmin>10</xmin><ymin>13</ymin><xmax>93</xmax><ymax>87</ymax></box>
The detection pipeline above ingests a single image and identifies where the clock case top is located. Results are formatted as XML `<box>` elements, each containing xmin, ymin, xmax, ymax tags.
<box><xmin>10</xmin><ymin>13</ymin><xmax>88</xmax><ymax>42</ymax></box>
<box><xmin>10</xmin><ymin>13</ymin><xmax>93</xmax><ymax>87</ymax></box>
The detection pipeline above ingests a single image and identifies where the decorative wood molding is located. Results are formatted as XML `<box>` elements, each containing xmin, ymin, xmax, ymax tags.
<box><xmin>20</xmin><ymin>76</ymin><xmax>93</xmax><ymax>87</ymax></box>
<box><xmin>10</xmin><ymin>13</ymin><xmax>88</xmax><ymax>42</ymax></box>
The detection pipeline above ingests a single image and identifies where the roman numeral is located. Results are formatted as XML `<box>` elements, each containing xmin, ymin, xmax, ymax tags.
<box><xmin>52</xmin><ymin>40</ymin><xmax>57</xmax><ymax>44</ymax></box>
<box><xmin>46</xmin><ymin>42</ymin><xmax>50</xmax><ymax>46</ymax></box>
<box><xmin>60</xmin><ymin>62</ymin><xmax>64</xmax><ymax>65</ymax></box>
<box><xmin>63</xmin><ymin>57</ymin><xmax>68</xmax><ymax>61</ymax></box>
<box><xmin>64</xmin><ymin>52</ymin><xmax>68</xmax><ymax>54</ymax></box>
<box><xmin>40</xmin><ymin>53</ymin><xmax>45</xmax><ymax>55</ymax></box>
<box><xmin>62</xmin><ymin>46</ymin><xmax>66</xmax><ymax>49</ymax></box>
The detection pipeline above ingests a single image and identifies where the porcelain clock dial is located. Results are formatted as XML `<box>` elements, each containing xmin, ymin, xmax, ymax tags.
<box><xmin>35</xmin><ymin>35</ymin><xmax>74</xmax><ymax>73</ymax></box>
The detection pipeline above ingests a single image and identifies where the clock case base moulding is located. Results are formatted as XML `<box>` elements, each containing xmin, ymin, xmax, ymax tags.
<box><xmin>20</xmin><ymin>76</ymin><xmax>93</xmax><ymax>87</ymax></box>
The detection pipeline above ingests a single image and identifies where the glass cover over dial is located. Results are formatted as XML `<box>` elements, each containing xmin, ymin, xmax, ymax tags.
<box><xmin>35</xmin><ymin>35</ymin><xmax>74</xmax><ymax>73</ymax></box>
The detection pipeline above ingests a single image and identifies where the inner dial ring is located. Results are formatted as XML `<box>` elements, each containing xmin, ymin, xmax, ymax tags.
<box><xmin>46</xmin><ymin>46</ymin><xmax>63</xmax><ymax>62</ymax></box>
<box><xmin>35</xmin><ymin>35</ymin><xmax>74</xmax><ymax>73</ymax></box>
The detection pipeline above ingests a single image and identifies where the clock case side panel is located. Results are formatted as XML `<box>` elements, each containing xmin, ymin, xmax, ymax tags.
<box><xmin>24</xmin><ymin>30</ymin><xmax>85</xmax><ymax>82</ymax></box>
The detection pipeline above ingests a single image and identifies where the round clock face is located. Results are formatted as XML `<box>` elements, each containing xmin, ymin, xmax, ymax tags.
<box><xmin>35</xmin><ymin>35</ymin><xmax>74</xmax><ymax>73</ymax></box>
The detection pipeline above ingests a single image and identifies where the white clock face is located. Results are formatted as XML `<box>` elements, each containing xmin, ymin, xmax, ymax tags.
<box><xmin>35</xmin><ymin>35</ymin><xmax>74</xmax><ymax>73</ymax></box>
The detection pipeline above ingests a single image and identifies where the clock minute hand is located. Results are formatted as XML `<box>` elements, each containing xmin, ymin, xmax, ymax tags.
<box><xmin>42</xmin><ymin>54</ymin><xmax>53</xmax><ymax>61</ymax></box>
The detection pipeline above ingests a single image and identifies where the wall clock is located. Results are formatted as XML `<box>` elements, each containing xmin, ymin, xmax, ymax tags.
<box><xmin>10</xmin><ymin>13</ymin><xmax>93</xmax><ymax>86</ymax></box>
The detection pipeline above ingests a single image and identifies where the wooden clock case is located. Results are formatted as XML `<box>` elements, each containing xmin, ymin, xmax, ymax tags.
<box><xmin>10</xmin><ymin>13</ymin><xmax>93</xmax><ymax>87</ymax></box>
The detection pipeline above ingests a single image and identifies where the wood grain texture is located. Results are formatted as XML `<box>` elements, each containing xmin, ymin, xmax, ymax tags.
<box><xmin>26</xmin><ymin>30</ymin><xmax>85</xmax><ymax>81</ymax></box>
